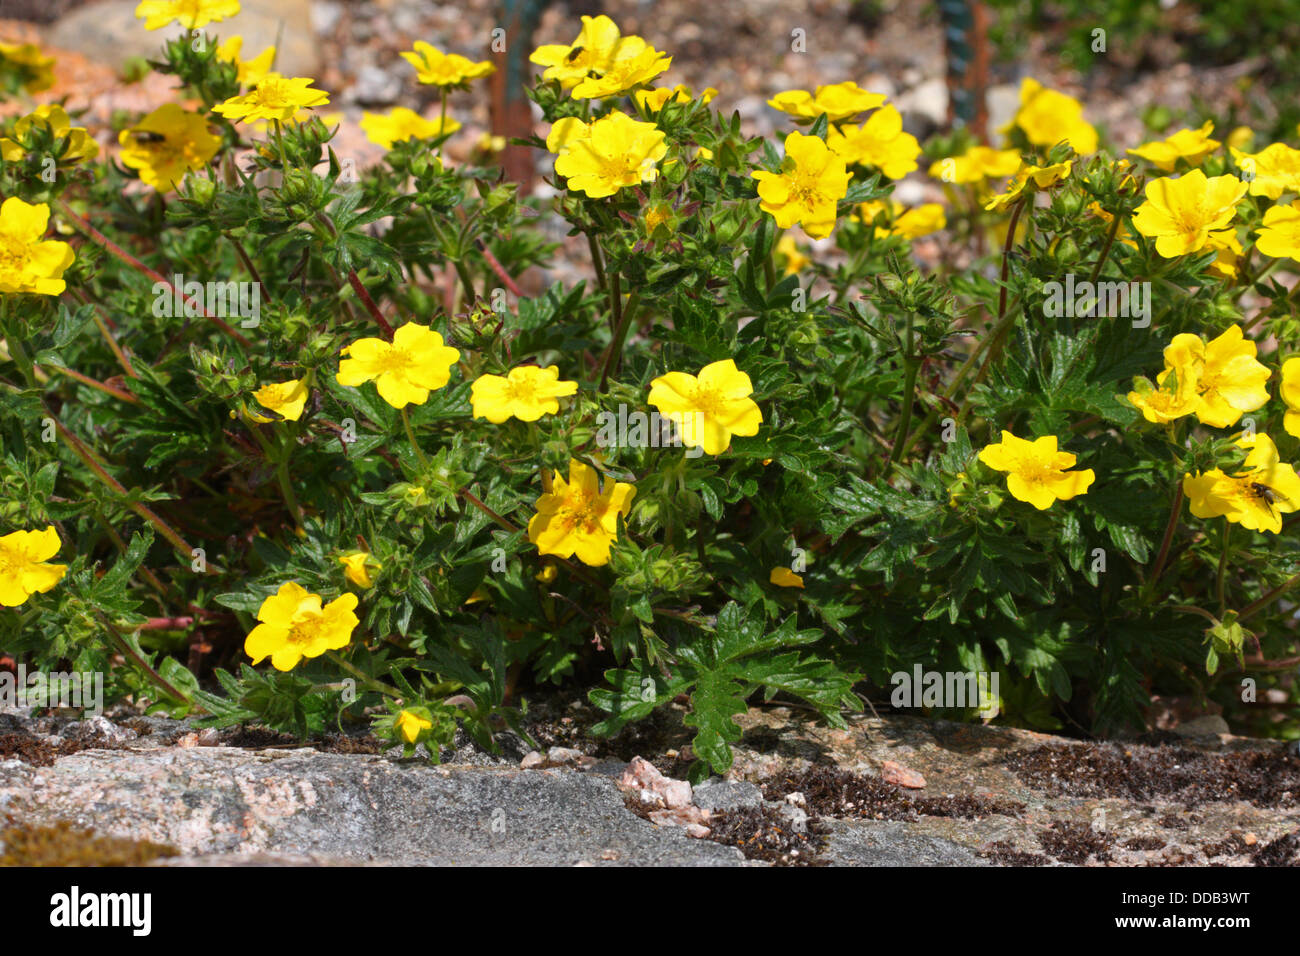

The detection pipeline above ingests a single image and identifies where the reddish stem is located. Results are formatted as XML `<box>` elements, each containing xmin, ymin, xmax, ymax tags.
<box><xmin>57</xmin><ymin>201</ymin><xmax>252</xmax><ymax>348</ymax></box>
<box><xmin>347</xmin><ymin>270</ymin><xmax>395</xmax><ymax>340</ymax></box>
<box><xmin>476</xmin><ymin>238</ymin><xmax>524</xmax><ymax>298</ymax></box>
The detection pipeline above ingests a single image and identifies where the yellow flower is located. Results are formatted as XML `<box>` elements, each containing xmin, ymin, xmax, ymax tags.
<box><xmin>856</xmin><ymin>200</ymin><xmax>945</xmax><ymax>239</ymax></box>
<box><xmin>471</xmin><ymin>365</ymin><xmax>577</xmax><ymax>423</ymax></box>
<box><xmin>983</xmin><ymin>161</ymin><xmax>1072</xmax><ymax>212</ymax></box>
<box><xmin>1</xmin><ymin>105</ymin><xmax>98</xmax><ymax>165</ymax></box>
<box><xmin>0</xmin><ymin>197</ymin><xmax>75</xmax><ymax>296</ymax></box>
<box><xmin>769</xmin><ymin>567</ymin><xmax>804</xmax><ymax>588</ymax></box>
<box><xmin>825</xmin><ymin>104</ymin><xmax>920</xmax><ymax>178</ymax></box>
<box><xmin>339</xmin><ymin>551</ymin><xmax>379</xmax><ymax>589</ymax></box>
<box><xmin>977</xmin><ymin>431</ymin><xmax>1095</xmax><ymax>511</ymax></box>
<box><xmin>752</xmin><ymin>130</ymin><xmax>852</xmax><ymax>240</ymax></box>
<box><xmin>647</xmin><ymin>359</ymin><xmax>763</xmax><ymax>455</ymax></box>
<box><xmin>535</xmin><ymin>562</ymin><xmax>558</xmax><ymax>584</ymax></box>
<box><xmin>1226</xmin><ymin>126</ymin><xmax>1254</xmax><ymax>152</ymax></box>
<box><xmin>530</xmin><ymin>15</ymin><xmax>645</xmax><ymax>89</ymax></box>
<box><xmin>134</xmin><ymin>0</ymin><xmax>240</xmax><ymax>31</ymax></box>
<box><xmin>1281</xmin><ymin>357</ymin><xmax>1300</xmax><ymax>439</ymax></box>
<box><xmin>1254</xmin><ymin>200</ymin><xmax>1300</xmax><ymax>260</ymax></box>
<box><xmin>1126</xmin><ymin>373</ymin><xmax>1202</xmax><ymax>424</ymax></box>
<box><xmin>1127</xmin><ymin>120</ymin><xmax>1219</xmax><ymax>172</ymax></box>
<box><xmin>551</xmin><ymin>110</ymin><xmax>667</xmax><ymax>199</ymax></box>
<box><xmin>1159</xmin><ymin>325</ymin><xmax>1270</xmax><ymax>428</ymax></box>
<box><xmin>928</xmin><ymin>146</ymin><xmax>1022</xmax><ymax>185</ymax></box>
<box><xmin>395</xmin><ymin>709</ymin><xmax>433</xmax><ymax>744</ymax></box>
<box><xmin>359</xmin><ymin>108</ymin><xmax>459</xmax><ymax>149</ymax></box>
<box><xmin>1131</xmin><ymin>169</ymin><xmax>1246</xmax><ymax>257</ymax></box>
<box><xmin>212</xmin><ymin>73</ymin><xmax>329</xmax><ymax>125</ymax></box>
<box><xmin>767</xmin><ymin>81</ymin><xmax>887</xmax><ymax>123</ymax></box>
<box><xmin>1183</xmin><ymin>433</ymin><xmax>1300</xmax><ymax>534</ymax></box>
<box><xmin>572</xmin><ymin>42</ymin><xmax>670</xmax><ymax>99</ymax></box>
<box><xmin>634</xmin><ymin>85</ymin><xmax>716</xmax><ymax>113</ymax></box>
<box><xmin>891</xmin><ymin>204</ymin><xmax>946</xmax><ymax>239</ymax></box>
<box><xmin>528</xmin><ymin>459</ymin><xmax>636</xmax><ymax>567</ymax></box>
<box><xmin>401</xmin><ymin>41</ymin><xmax>494</xmax><ymax>87</ymax></box>
<box><xmin>216</xmin><ymin>35</ymin><xmax>276</xmax><ymax>86</ymax></box>
<box><xmin>1003</xmin><ymin>77</ymin><xmax>1098</xmax><ymax>154</ymax></box>
<box><xmin>1207</xmin><ymin>229</ymin><xmax>1243</xmax><ymax>279</ymax></box>
<box><xmin>473</xmin><ymin>132</ymin><xmax>506</xmax><ymax>155</ymax></box>
<box><xmin>0</xmin><ymin>526</ymin><xmax>66</xmax><ymax>607</ymax></box>
<box><xmin>0</xmin><ymin>42</ymin><xmax>55</xmax><ymax>93</ymax></box>
<box><xmin>776</xmin><ymin>235</ymin><xmax>810</xmax><ymax>274</ymax></box>
<box><xmin>1229</xmin><ymin>142</ymin><xmax>1300</xmax><ymax>199</ymax></box>
<box><xmin>337</xmin><ymin>322</ymin><xmax>461</xmax><ymax>409</ymax></box>
<box><xmin>545</xmin><ymin>116</ymin><xmax>590</xmax><ymax>154</ymax></box>
<box><xmin>1086</xmin><ymin>201</ymin><xmax>1137</xmax><ymax>249</ymax></box>
<box><xmin>245</xmin><ymin>582</ymin><xmax>358</xmax><ymax>671</ymax></box>
<box><xmin>251</xmin><ymin>378</ymin><xmax>309</xmax><ymax>422</ymax></box>
<box><xmin>117</xmin><ymin>104</ymin><xmax>221</xmax><ymax>192</ymax></box>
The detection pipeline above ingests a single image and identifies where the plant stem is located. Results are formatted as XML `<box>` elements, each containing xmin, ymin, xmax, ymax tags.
<box><xmin>57</xmin><ymin>200</ymin><xmax>251</xmax><ymax>348</ymax></box>
<box><xmin>76</xmin><ymin>292</ymin><xmax>138</xmax><ymax>378</ymax></box>
<box><xmin>1216</xmin><ymin>523</ymin><xmax>1232</xmax><ymax>615</ymax></box>
<box><xmin>886</xmin><ymin>313</ymin><xmax>919</xmax><ymax>469</ymax></box>
<box><xmin>587</xmin><ymin>232</ymin><xmax>607</xmax><ymax>294</ymax></box>
<box><xmin>1239</xmin><ymin>569</ymin><xmax>1300</xmax><ymax>623</ymax></box>
<box><xmin>325</xmin><ymin>650</ymin><xmax>401</xmax><ymax>699</ymax></box>
<box><xmin>346</xmin><ymin>269</ymin><xmax>395</xmax><ymax>339</ymax></box>
<box><xmin>475</xmin><ymin>238</ymin><xmax>524</xmax><ymax>297</ymax></box>
<box><xmin>1087</xmin><ymin>207</ymin><xmax>1123</xmax><ymax>286</ymax></box>
<box><xmin>44</xmin><ymin>366</ymin><xmax>140</xmax><ymax>404</ymax></box>
<box><xmin>600</xmin><ymin>277</ymin><xmax>639</xmax><ymax>391</ymax></box>
<box><xmin>401</xmin><ymin>407</ymin><xmax>428</xmax><ymax>467</ymax></box>
<box><xmin>101</xmin><ymin>613</ymin><xmax>199</xmax><ymax>709</ymax></box>
<box><xmin>51</xmin><ymin>412</ymin><xmax>215</xmax><ymax>571</ymax></box>
<box><xmin>453</xmin><ymin>259</ymin><xmax>478</xmax><ymax>307</ymax></box>
<box><xmin>1142</xmin><ymin>482</ymin><xmax>1184</xmax><ymax>600</ymax></box>
<box><xmin>980</xmin><ymin>196</ymin><xmax>1028</xmax><ymax>380</ymax></box>
<box><xmin>274</xmin><ymin>454</ymin><xmax>305</xmax><ymax>533</ymax></box>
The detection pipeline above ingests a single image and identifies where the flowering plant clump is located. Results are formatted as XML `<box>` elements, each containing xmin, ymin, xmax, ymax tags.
<box><xmin>2</xmin><ymin>8</ymin><xmax>1299</xmax><ymax>775</ymax></box>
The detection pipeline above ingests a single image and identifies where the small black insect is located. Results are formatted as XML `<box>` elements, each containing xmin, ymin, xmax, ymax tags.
<box><xmin>565</xmin><ymin>45</ymin><xmax>585</xmax><ymax>63</ymax></box>
<box><xmin>1250</xmin><ymin>482</ymin><xmax>1285</xmax><ymax>509</ymax></box>
<box><xmin>130</xmin><ymin>130</ymin><xmax>167</xmax><ymax>144</ymax></box>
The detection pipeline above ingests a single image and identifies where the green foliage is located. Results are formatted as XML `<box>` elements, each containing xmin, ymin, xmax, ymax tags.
<box><xmin>1</xmin><ymin>16</ymin><xmax>1298</xmax><ymax>774</ymax></box>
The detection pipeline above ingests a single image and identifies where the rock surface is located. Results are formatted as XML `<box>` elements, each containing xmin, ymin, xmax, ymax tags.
<box><xmin>1</xmin><ymin>706</ymin><xmax>1296</xmax><ymax>866</ymax></box>
<box><xmin>47</xmin><ymin>0</ymin><xmax>320</xmax><ymax>76</ymax></box>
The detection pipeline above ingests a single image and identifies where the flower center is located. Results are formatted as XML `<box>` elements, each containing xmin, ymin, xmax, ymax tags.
<box><xmin>788</xmin><ymin>171</ymin><xmax>826</xmax><ymax>209</ymax></box>
<box><xmin>505</xmin><ymin>378</ymin><xmax>538</xmax><ymax>405</ymax></box>
<box><xmin>559</xmin><ymin>491</ymin><xmax>603</xmax><ymax>535</ymax></box>
<box><xmin>0</xmin><ymin>234</ymin><xmax>29</xmax><ymax>276</ymax></box>
<box><xmin>286</xmin><ymin>618</ymin><xmax>320</xmax><ymax>646</ymax></box>
<box><xmin>376</xmin><ymin>345</ymin><xmax>415</xmax><ymax>377</ymax></box>
<box><xmin>255</xmin><ymin>78</ymin><xmax>296</xmax><ymax>109</ymax></box>
<box><xmin>691</xmin><ymin>385</ymin><xmax>725</xmax><ymax>418</ymax></box>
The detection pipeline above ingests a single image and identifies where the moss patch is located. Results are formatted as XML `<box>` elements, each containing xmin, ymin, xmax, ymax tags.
<box><xmin>0</xmin><ymin>817</ymin><xmax>178</xmax><ymax>866</ymax></box>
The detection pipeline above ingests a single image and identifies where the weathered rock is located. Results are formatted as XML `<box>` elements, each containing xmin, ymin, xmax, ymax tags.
<box><xmin>2</xmin><ymin>705</ymin><xmax>1295</xmax><ymax>866</ymax></box>
<box><xmin>0</xmin><ymin>746</ymin><xmax>743</xmax><ymax>866</ymax></box>
<box><xmin>881</xmin><ymin>760</ymin><xmax>927</xmax><ymax>789</ymax></box>
<box><xmin>48</xmin><ymin>0</ymin><xmax>320</xmax><ymax>77</ymax></box>
<box><xmin>691</xmin><ymin>779</ymin><xmax>763</xmax><ymax>813</ymax></box>
<box><xmin>618</xmin><ymin>756</ymin><xmax>692</xmax><ymax>810</ymax></box>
